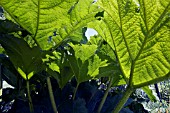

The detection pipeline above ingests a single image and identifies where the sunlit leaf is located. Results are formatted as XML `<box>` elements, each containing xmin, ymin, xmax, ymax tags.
<box><xmin>88</xmin><ymin>0</ymin><xmax>170</xmax><ymax>87</ymax></box>
<box><xmin>68</xmin><ymin>44</ymin><xmax>109</xmax><ymax>83</ymax></box>
<box><xmin>45</xmin><ymin>51</ymin><xmax>74</xmax><ymax>88</ymax></box>
<box><xmin>88</xmin><ymin>54</ymin><xmax>108</xmax><ymax>77</ymax></box>
<box><xmin>0</xmin><ymin>0</ymin><xmax>100</xmax><ymax>50</ymax></box>
<box><xmin>70</xmin><ymin>43</ymin><xmax>97</xmax><ymax>63</ymax></box>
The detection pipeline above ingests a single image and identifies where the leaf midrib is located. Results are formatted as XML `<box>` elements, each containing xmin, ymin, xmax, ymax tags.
<box><xmin>95</xmin><ymin>3</ymin><xmax>129</xmax><ymax>82</ymax></box>
<box><xmin>33</xmin><ymin>0</ymin><xmax>40</xmax><ymax>47</ymax></box>
<box><xmin>99</xmin><ymin>1</ymin><xmax>170</xmax><ymax>86</ymax></box>
<box><xmin>117</xmin><ymin>1</ymin><xmax>133</xmax><ymax>61</ymax></box>
<box><xmin>130</xmin><ymin>1</ymin><xmax>170</xmax><ymax>86</ymax></box>
<box><xmin>134</xmin><ymin>1</ymin><xmax>170</xmax><ymax>65</ymax></box>
<box><xmin>99</xmin><ymin>1</ymin><xmax>134</xmax><ymax>83</ymax></box>
<box><xmin>102</xmin><ymin>19</ymin><xmax>129</xmax><ymax>83</ymax></box>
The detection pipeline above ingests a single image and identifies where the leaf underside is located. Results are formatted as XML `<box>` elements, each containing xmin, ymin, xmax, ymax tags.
<box><xmin>0</xmin><ymin>0</ymin><xmax>100</xmax><ymax>50</ymax></box>
<box><xmin>88</xmin><ymin>0</ymin><xmax>170</xmax><ymax>87</ymax></box>
<box><xmin>0</xmin><ymin>0</ymin><xmax>170</xmax><ymax>87</ymax></box>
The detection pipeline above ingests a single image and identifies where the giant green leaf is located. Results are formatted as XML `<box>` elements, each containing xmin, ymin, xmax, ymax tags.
<box><xmin>88</xmin><ymin>0</ymin><xmax>170</xmax><ymax>87</ymax></box>
<box><xmin>0</xmin><ymin>0</ymin><xmax>100</xmax><ymax>50</ymax></box>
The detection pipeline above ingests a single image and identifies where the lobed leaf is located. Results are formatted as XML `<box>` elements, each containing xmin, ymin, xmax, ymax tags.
<box><xmin>44</xmin><ymin>51</ymin><xmax>74</xmax><ymax>89</ymax></box>
<box><xmin>70</xmin><ymin>43</ymin><xmax>97</xmax><ymax>63</ymax></box>
<box><xmin>88</xmin><ymin>54</ymin><xmax>108</xmax><ymax>77</ymax></box>
<box><xmin>0</xmin><ymin>0</ymin><xmax>100</xmax><ymax>50</ymax></box>
<box><xmin>89</xmin><ymin>0</ymin><xmax>170</xmax><ymax>87</ymax></box>
<box><xmin>68</xmin><ymin>43</ymin><xmax>111</xmax><ymax>84</ymax></box>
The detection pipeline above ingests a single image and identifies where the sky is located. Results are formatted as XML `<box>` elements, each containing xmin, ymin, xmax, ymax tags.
<box><xmin>85</xmin><ymin>28</ymin><xmax>98</xmax><ymax>40</ymax></box>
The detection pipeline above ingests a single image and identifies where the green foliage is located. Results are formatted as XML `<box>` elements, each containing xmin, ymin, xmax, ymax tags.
<box><xmin>0</xmin><ymin>46</ymin><xmax>4</xmax><ymax>53</ymax></box>
<box><xmin>69</xmin><ymin>43</ymin><xmax>109</xmax><ymax>84</ymax></box>
<box><xmin>0</xmin><ymin>0</ymin><xmax>170</xmax><ymax>112</ymax></box>
<box><xmin>45</xmin><ymin>51</ymin><xmax>74</xmax><ymax>88</ymax></box>
<box><xmin>0</xmin><ymin>0</ymin><xmax>100</xmax><ymax>50</ymax></box>
<box><xmin>142</xmin><ymin>86</ymin><xmax>157</xmax><ymax>102</ymax></box>
<box><xmin>0</xmin><ymin>35</ymin><xmax>44</xmax><ymax>80</ymax></box>
<box><xmin>88</xmin><ymin>0</ymin><xmax>170</xmax><ymax>88</ymax></box>
<box><xmin>70</xmin><ymin>43</ymin><xmax>98</xmax><ymax>63</ymax></box>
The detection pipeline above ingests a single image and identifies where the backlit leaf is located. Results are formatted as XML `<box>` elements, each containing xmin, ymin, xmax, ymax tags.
<box><xmin>70</xmin><ymin>43</ymin><xmax>97</xmax><ymax>63</ymax></box>
<box><xmin>0</xmin><ymin>0</ymin><xmax>100</xmax><ymax>50</ymax></box>
<box><xmin>68</xmin><ymin>44</ymin><xmax>110</xmax><ymax>84</ymax></box>
<box><xmin>88</xmin><ymin>54</ymin><xmax>108</xmax><ymax>77</ymax></box>
<box><xmin>89</xmin><ymin>0</ymin><xmax>170</xmax><ymax>87</ymax></box>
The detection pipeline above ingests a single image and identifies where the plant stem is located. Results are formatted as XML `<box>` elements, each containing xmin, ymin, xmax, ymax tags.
<box><xmin>73</xmin><ymin>83</ymin><xmax>79</xmax><ymax>100</ymax></box>
<box><xmin>47</xmin><ymin>77</ymin><xmax>58</xmax><ymax>113</ymax></box>
<box><xmin>97</xmin><ymin>77</ymin><xmax>113</xmax><ymax>113</ymax></box>
<box><xmin>112</xmin><ymin>86</ymin><xmax>133</xmax><ymax>113</ymax></box>
<box><xmin>26</xmin><ymin>80</ymin><xmax>34</xmax><ymax>113</ymax></box>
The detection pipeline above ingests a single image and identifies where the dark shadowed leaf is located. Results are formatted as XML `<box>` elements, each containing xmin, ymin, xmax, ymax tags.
<box><xmin>0</xmin><ymin>35</ymin><xmax>44</xmax><ymax>80</ymax></box>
